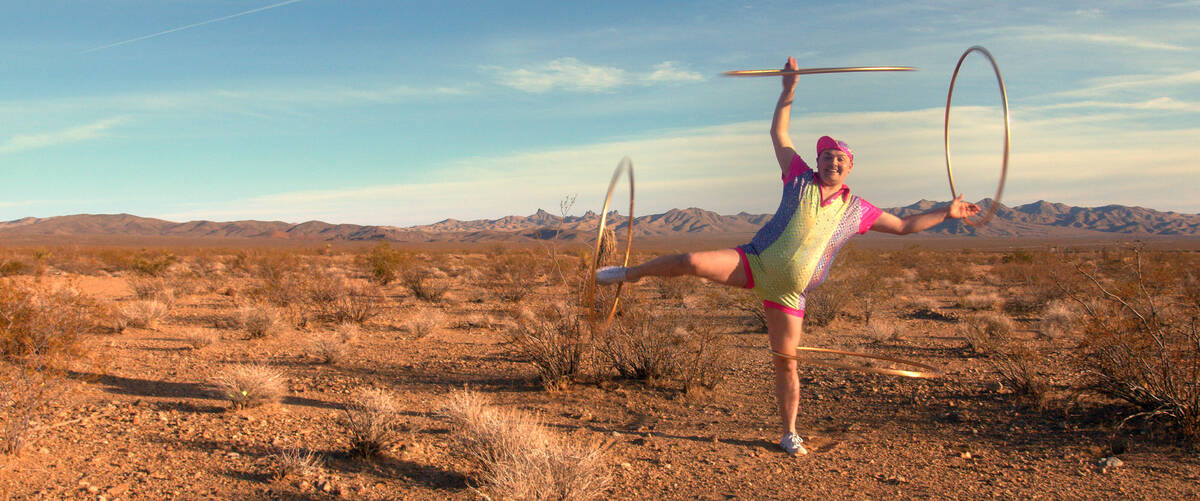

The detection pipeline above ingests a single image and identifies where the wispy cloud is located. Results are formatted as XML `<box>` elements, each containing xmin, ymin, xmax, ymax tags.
<box><xmin>0</xmin><ymin>82</ymin><xmax>471</xmax><ymax>119</ymax></box>
<box><xmin>1054</xmin><ymin>70</ymin><xmax>1200</xmax><ymax>98</ymax></box>
<box><xmin>1031</xmin><ymin>97</ymin><xmax>1200</xmax><ymax>113</ymax></box>
<box><xmin>83</xmin><ymin>0</ymin><xmax>305</xmax><ymax>53</ymax></box>
<box><xmin>0</xmin><ymin>117</ymin><xmax>126</xmax><ymax>154</ymax></box>
<box><xmin>1005</xmin><ymin>26</ymin><xmax>1190</xmax><ymax>51</ymax></box>
<box><xmin>490</xmin><ymin>58</ymin><xmax>704</xmax><ymax>93</ymax></box>
<box><xmin>161</xmin><ymin>102</ymin><xmax>1200</xmax><ymax>225</ymax></box>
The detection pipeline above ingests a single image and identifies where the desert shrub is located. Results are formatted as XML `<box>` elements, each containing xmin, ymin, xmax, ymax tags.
<box><xmin>732</xmin><ymin>291</ymin><xmax>767</xmax><ymax>331</ymax></box>
<box><xmin>403</xmin><ymin>308</ymin><xmax>444</xmax><ymax>339</ymax></box>
<box><xmin>307</xmin><ymin>335</ymin><xmax>346</xmax><ymax>364</ymax></box>
<box><xmin>488</xmin><ymin>252</ymin><xmax>540</xmax><ymax>303</ymax></box>
<box><xmin>181</xmin><ymin>328</ymin><xmax>220</xmax><ymax>350</ymax></box>
<box><xmin>0</xmin><ymin>280</ymin><xmax>96</xmax><ymax>359</ymax></box>
<box><xmin>402</xmin><ymin>265</ymin><xmax>448</xmax><ymax>302</ymax></box>
<box><xmin>1</xmin><ymin>359</ymin><xmax>74</xmax><ymax>455</ymax></box>
<box><xmin>805</xmin><ymin>277</ymin><xmax>857</xmax><ymax>327</ymax></box>
<box><xmin>211</xmin><ymin>365</ymin><xmax>286</xmax><ymax>409</ymax></box>
<box><xmin>650</xmin><ymin>276</ymin><xmax>699</xmax><ymax>301</ymax></box>
<box><xmin>506</xmin><ymin>303</ymin><xmax>590</xmax><ymax>389</ymax></box>
<box><xmin>674</xmin><ymin>319</ymin><xmax>732</xmax><ymax>392</ymax></box>
<box><xmin>327</xmin><ymin>284</ymin><xmax>383</xmax><ymax>325</ymax></box>
<box><xmin>1066</xmin><ymin>246</ymin><xmax>1200</xmax><ymax>442</ymax></box>
<box><xmin>959</xmin><ymin>312</ymin><xmax>1014</xmax><ymax>355</ymax></box>
<box><xmin>363</xmin><ymin>242</ymin><xmax>403</xmax><ymax>285</ymax></box>
<box><xmin>130</xmin><ymin>250</ymin><xmax>177</xmax><ymax>277</ymax></box>
<box><xmin>0</xmin><ymin>260</ymin><xmax>31</xmax><ymax>277</ymax></box>
<box><xmin>238</xmin><ymin>304</ymin><xmax>286</xmax><ymax>339</ymax></box>
<box><xmin>598</xmin><ymin>305</ymin><xmax>681</xmax><ymax>380</ymax></box>
<box><xmin>342</xmin><ymin>388</ymin><xmax>403</xmax><ymax>457</ymax></box>
<box><xmin>126</xmin><ymin>275</ymin><xmax>177</xmax><ymax>304</ymax></box>
<box><xmin>441</xmin><ymin>390</ymin><xmax>609</xmax><ymax>501</ymax></box>
<box><xmin>269</xmin><ymin>446</ymin><xmax>322</xmax><ymax>480</ymax></box>
<box><xmin>988</xmin><ymin>343</ymin><xmax>1049</xmax><ymax>401</ymax></box>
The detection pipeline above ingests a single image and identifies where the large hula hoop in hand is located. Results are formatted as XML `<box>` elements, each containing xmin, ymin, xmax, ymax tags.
<box><xmin>944</xmin><ymin>45</ymin><xmax>1011</xmax><ymax>227</ymax></box>
<box><xmin>584</xmin><ymin>157</ymin><xmax>634</xmax><ymax>332</ymax></box>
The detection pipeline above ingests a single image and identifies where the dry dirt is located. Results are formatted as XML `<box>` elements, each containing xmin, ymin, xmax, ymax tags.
<box><xmin>2</xmin><ymin>248</ymin><xmax>1199</xmax><ymax>500</ymax></box>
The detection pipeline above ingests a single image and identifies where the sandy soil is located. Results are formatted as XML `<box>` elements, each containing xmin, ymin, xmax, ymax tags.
<box><xmin>2</xmin><ymin>249</ymin><xmax>1198</xmax><ymax>500</ymax></box>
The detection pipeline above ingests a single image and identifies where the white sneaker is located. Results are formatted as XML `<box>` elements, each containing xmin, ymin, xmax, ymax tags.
<box><xmin>779</xmin><ymin>433</ymin><xmax>808</xmax><ymax>456</ymax></box>
<box><xmin>595</xmin><ymin>266</ymin><xmax>628</xmax><ymax>285</ymax></box>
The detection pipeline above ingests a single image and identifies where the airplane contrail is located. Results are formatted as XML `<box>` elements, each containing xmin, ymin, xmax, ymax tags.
<box><xmin>82</xmin><ymin>0</ymin><xmax>306</xmax><ymax>53</ymax></box>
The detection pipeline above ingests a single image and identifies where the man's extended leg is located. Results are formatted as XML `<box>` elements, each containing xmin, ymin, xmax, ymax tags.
<box><xmin>598</xmin><ymin>249</ymin><xmax>747</xmax><ymax>287</ymax></box>
<box><xmin>766</xmin><ymin>306</ymin><xmax>807</xmax><ymax>455</ymax></box>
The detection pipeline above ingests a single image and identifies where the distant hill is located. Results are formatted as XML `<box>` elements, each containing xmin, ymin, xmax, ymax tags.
<box><xmin>1</xmin><ymin>201</ymin><xmax>1198</xmax><ymax>244</ymax></box>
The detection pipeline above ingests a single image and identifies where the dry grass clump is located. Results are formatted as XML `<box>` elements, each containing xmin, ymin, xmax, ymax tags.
<box><xmin>342</xmin><ymin>388</ymin><xmax>403</xmax><ymax>457</ymax></box>
<box><xmin>333</xmin><ymin>322</ymin><xmax>361</xmax><ymax>344</ymax></box>
<box><xmin>960</xmin><ymin>312</ymin><xmax>1014</xmax><ymax>355</ymax></box>
<box><xmin>237</xmin><ymin>304</ymin><xmax>286</xmax><ymax>339</ymax></box>
<box><xmin>120</xmin><ymin>299</ymin><xmax>170</xmax><ymax>330</ymax></box>
<box><xmin>181</xmin><ymin>328</ymin><xmax>220</xmax><ymax>350</ymax></box>
<box><xmin>307</xmin><ymin>335</ymin><xmax>346</xmax><ymax>364</ymax></box>
<box><xmin>506</xmin><ymin>303</ymin><xmax>590</xmax><ymax>390</ymax></box>
<box><xmin>269</xmin><ymin>446</ymin><xmax>322</xmax><ymax>480</ymax></box>
<box><xmin>592</xmin><ymin>303</ymin><xmax>732</xmax><ymax>391</ymax></box>
<box><xmin>1038</xmin><ymin>300</ymin><xmax>1078</xmax><ymax>339</ymax></box>
<box><xmin>211</xmin><ymin>365</ymin><xmax>286</xmax><ymax>409</ymax></box>
<box><xmin>441</xmin><ymin>390</ymin><xmax>609</xmax><ymax>501</ymax></box>
<box><xmin>957</xmin><ymin>291</ymin><xmax>1000</xmax><ymax>311</ymax></box>
<box><xmin>864</xmin><ymin>317</ymin><xmax>901</xmax><ymax>343</ymax></box>
<box><xmin>126</xmin><ymin>275</ymin><xmax>176</xmax><ymax>302</ymax></box>
<box><xmin>403</xmin><ymin>308</ymin><xmax>445</xmax><ymax>339</ymax></box>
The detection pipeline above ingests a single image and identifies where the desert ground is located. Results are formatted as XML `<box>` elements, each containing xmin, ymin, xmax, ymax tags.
<box><xmin>1</xmin><ymin>240</ymin><xmax>1198</xmax><ymax>500</ymax></box>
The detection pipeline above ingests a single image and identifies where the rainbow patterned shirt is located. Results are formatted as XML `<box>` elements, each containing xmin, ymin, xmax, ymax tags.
<box><xmin>736</xmin><ymin>154</ymin><xmax>882</xmax><ymax>317</ymax></box>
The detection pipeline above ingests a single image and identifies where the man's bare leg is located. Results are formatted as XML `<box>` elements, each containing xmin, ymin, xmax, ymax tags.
<box><xmin>620</xmin><ymin>249</ymin><xmax>747</xmax><ymax>287</ymax></box>
<box><xmin>766</xmin><ymin>306</ymin><xmax>807</xmax><ymax>454</ymax></box>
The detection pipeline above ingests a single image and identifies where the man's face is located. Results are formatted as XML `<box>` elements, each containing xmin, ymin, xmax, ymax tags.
<box><xmin>816</xmin><ymin>149</ymin><xmax>853</xmax><ymax>185</ymax></box>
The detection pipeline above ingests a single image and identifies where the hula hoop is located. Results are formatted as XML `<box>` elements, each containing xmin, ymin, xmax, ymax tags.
<box><xmin>770</xmin><ymin>346</ymin><xmax>943</xmax><ymax>379</ymax></box>
<box><xmin>584</xmin><ymin>157</ymin><xmax>634</xmax><ymax>332</ymax></box>
<box><xmin>944</xmin><ymin>46</ymin><xmax>1010</xmax><ymax>226</ymax></box>
<box><xmin>723</xmin><ymin>66</ymin><xmax>916</xmax><ymax>77</ymax></box>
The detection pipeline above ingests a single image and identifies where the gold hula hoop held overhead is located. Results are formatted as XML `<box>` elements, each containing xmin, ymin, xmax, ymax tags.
<box><xmin>723</xmin><ymin>66</ymin><xmax>916</xmax><ymax>77</ymax></box>
<box><xmin>944</xmin><ymin>45</ymin><xmax>1011</xmax><ymax>226</ymax></box>
<box><xmin>584</xmin><ymin>157</ymin><xmax>634</xmax><ymax>332</ymax></box>
<box><xmin>771</xmin><ymin>346</ymin><xmax>943</xmax><ymax>379</ymax></box>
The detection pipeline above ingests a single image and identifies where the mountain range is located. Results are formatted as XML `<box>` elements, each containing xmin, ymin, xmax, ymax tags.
<box><xmin>1</xmin><ymin>200</ymin><xmax>1198</xmax><ymax>244</ymax></box>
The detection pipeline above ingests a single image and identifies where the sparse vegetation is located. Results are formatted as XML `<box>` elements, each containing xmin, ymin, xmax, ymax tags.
<box><xmin>237</xmin><ymin>304</ymin><xmax>285</xmax><ymax>338</ymax></box>
<box><xmin>342</xmin><ymin>388</ymin><xmax>403</xmax><ymax>457</ymax></box>
<box><xmin>441</xmin><ymin>389</ymin><xmax>610</xmax><ymax>501</ymax></box>
<box><xmin>210</xmin><ymin>364</ymin><xmax>286</xmax><ymax>409</ymax></box>
<box><xmin>506</xmin><ymin>303</ymin><xmax>590</xmax><ymax>389</ymax></box>
<box><xmin>269</xmin><ymin>446</ymin><xmax>322</xmax><ymax>480</ymax></box>
<box><xmin>120</xmin><ymin>299</ymin><xmax>170</xmax><ymax>330</ymax></box>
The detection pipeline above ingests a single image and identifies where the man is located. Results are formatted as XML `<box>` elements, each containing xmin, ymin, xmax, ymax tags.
<box><xmin>597</xmin><ymin>56</ymin><xmax>980</xmax><ymax>455</ymax></box>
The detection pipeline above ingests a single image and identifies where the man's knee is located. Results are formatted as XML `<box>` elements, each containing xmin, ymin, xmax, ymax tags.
<box><xmin>771</xmin><ymin>354</ymin><xmax>798</xmax><ymax>372</ymax></box>
<box><xmin>672</xmin><ymin>253</ymin><xmax>701</xmax><ymax>275</ymax></box>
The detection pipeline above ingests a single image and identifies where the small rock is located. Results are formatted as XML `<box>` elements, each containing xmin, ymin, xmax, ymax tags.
<box><xmin>38</xmin><ymin>447</ymin><xmax>50</xmax><ymax>454</ymax></box>
<box><xmin>1099</xmin><ymin>456</ymin><xmax>1124</xmax><ymax>473</ymax></box>
<box><xmin>960</xmin><ymin>452</ymin><xmax>973</xmax><ymax>460</ymax></box>
<box><xmin>226</xmin><ymin>452</ymin><xmax>240</xmax><ymax>458</ymax></box>
<box><xmin>610</xmin><ymin>431</ymin><xmax>621</xmax><ymax>437</ymax></box>
<box><xmin>619</xmin><ymin>462</ymin><xmax>632</xmax><ymax>469</ymax></box>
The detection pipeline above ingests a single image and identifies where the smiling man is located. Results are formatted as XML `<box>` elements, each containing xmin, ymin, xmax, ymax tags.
<box><xmin>596</xmin><ymin>56</ymin><xmax>980</xmax><ymax>456</ymax></box>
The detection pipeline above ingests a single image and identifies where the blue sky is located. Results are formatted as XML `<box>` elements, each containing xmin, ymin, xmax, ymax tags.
<box><xmin>1</xmin><ymin>1</ymin><xmax>1197</xmax><ymax>226</ymax></box>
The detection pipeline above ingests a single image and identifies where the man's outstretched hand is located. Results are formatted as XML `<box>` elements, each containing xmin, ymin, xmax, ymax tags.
<box><xmin>947</xmin><ymin>195</ymin><xmax>981</xmax><ymax>219</ymax></box>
